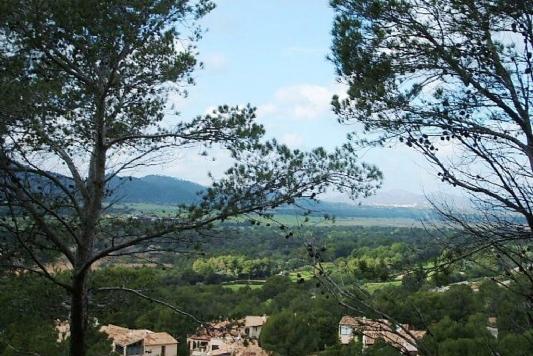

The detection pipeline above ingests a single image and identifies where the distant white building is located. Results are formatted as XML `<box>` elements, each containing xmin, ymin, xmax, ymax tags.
<box><xmin>486</xmin><ymin>317</ymin><xmax>498</xmax><ymax>339</ymax></box>
<box><xmin>187</xmin><ymin>316</ymin><xmax>268</xmax><ymax>356</ymax></box>
<box><xmin>339</xmin><ymin>316</ymin><xmax>426</xmax><ymax>356</ymax></box>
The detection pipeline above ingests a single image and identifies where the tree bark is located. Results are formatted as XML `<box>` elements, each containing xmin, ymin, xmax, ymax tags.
<box><xmin>68</xmin><ymin>96</ymin><xmax>107</xmax><ymax>355</ymax></box>
<box><xmin>69</xmin><ymin>272</ymin><xmax>89</xmax><ymax>356</ymax></box>
<box><xmin>527</xmin><ymin>138</ymin><xmax>533</xmax><ymax>175</ymax></box>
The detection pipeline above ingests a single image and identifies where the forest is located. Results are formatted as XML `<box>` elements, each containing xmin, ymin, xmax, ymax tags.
<box><xmin>1</xmin><ymin>224</ymin><xmax>531</xmax><ymax>355</ymax></box>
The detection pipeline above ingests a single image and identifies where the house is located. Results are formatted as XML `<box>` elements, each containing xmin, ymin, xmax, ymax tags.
<box><xmin>339</xmin><ymin>316</ymin><xmax>426</xmax><ymax>356</ymax></box>
<box><xmin>55</xmin><ymin>319</ymin><xmax>70</xmax><ymax>343</ymax></box>
<box><xmin>243</xmin><ymin>316</ymin><xmax>267</xmax><ymax>339</ymax></box>
<box><xmin>187</xmin><ymin>335</ymin><xmax>233</xmax><ymax>356</ymax></box>
<box><xmin>101</xmin><ymin>324</ymin><xmax>178</xmax><ymax>356</ymax></box>
<box><xmin>187</xmin><ymin>320</ymin><xmax>236</xmax><ymax>356</ymax></box>
<box><xmin>187</xmin><ymin>335</ymin><xmax>267</xmax><ymax>356</ymax></box>
<box><xmin>187</xmin><ymin>316</ymin><xmax>268</xmax><ymax>356</ymax></box>
<box><xmin>486</xmin><ymin>317</ymin><xmax>498</xmax><ymax>339</ymax></box>
<box><xmin>429</xmin><ymin>280</ymin><xmax>481</xmax><ymax>293</ymax></box>
<box><xmin>55</xmin><ymin>318</ymin><xmax>100</xmax><ymax>343</ymax></box>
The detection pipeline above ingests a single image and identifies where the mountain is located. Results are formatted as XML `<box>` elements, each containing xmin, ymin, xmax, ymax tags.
<box><xmin>4</xmin><ymin>170</ymin><xmax>447</xmax><ymax>213</ymax></box>
<box><xmin>110</xmin><ymin>177</ymin><xmax>436</xmax><ymax>218</ymax></box>
<box><xmin>4</xmin><ymin>172</ymin><xmax>474</xmax><ymax>221</ymax></box>
<box><xmin>109</xmin><ymin>175</ymin><xmax>205</xmax><ymax>204</ymax></box>
<box><xmin>276</xmin><ymin>199</ymin><xmax>436</xmax><ymax>220</ymax></box>
<box><xmin>0</xmin><ymin>172</ymin><xmax>205</xmax><ymax>207</ymax></box>
<box><xmin>354</xmin><ymin>189</ymin><xmax>430</xmax><ymax>208</ymax></box>
<box><xmin>110</xmin><ymin>177</ymin><xmax>437</xmax><ymax>219</ymax></box>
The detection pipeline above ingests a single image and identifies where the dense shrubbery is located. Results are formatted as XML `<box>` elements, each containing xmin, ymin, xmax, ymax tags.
<box><xmin>2</xmin><ymin>270</ymin><xmax>532</xmax><ymax>355</ymax></box>
<box><xmin>1</xmin><ymin>226</ymin><xmax>531</xmax><ymax>355</ymax></box>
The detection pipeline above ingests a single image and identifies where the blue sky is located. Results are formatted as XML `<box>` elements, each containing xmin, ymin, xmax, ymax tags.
<box><xmin>154</xmin><ymin>0</ymin><xmax>444</xmax><ymax>197</ymax></box>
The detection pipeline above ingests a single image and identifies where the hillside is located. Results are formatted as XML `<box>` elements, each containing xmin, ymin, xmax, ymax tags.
<box><xmin>1</xmin><ymin>172</ymin><xmax>448</xmax><ymax>220</ymax></box>
<box><xmin>276</xmin><ymin>200</ymin><xmax>435</xmax><ymax>220</ymax></box>
<box><xmin>109</xmin><ymin>175</ymin><xmax>435</xmax><ymax>218</ymax></box>
<box><xmin>110</xmin><ymin>175</ymin><xmax>435</xmax><ymax>209</ymax></box>
<box><xmin>109</xmin><ymin>175</ymin><xmax>205</xmax><ymax>204</ymax></box>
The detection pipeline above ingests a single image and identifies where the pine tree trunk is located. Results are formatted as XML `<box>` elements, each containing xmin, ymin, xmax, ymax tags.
<box><xmin>69</xmin><ymin>109</ymin><xmax>106</xmax><ymax>355</ymax></box>
<box><xmin>69</xmin><ymin>272</ymin><xmax>89</xmax><ymax>356</ymax></box>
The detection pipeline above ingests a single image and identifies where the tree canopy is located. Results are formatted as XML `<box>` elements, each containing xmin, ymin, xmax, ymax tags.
<box><xmin>330</xmin><ymin>0</ymin><xmax>533</xmax><ymax>318</ymax></box>
<box><xmin>0</xmin><ymin>1</ymin><xmax>381</xmax><ymax>354</ymax></box>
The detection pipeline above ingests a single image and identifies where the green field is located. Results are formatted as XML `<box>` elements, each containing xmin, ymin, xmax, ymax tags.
<box><xmin>231</xmin><ymin>214</ymin><xmax>424</xmax><ymax>228</ymax></box>
<box><xmin>288</xmin><ymin>269</ymin><xmax>315</xmax><ymax>282</ymax></box>
<box><xmin>112</xmin><ymin>203</ymin><xmax>182</xmax><ymax>216</ymax></box>
<box><xmin>111</xmin><ymin>203</ymin><xmax>426</xmax><ymax>227</ymax></box>
<box><xmin>363</xmin><ymin>280</ymin><xmax>402</xmax><ymax>293</ymax></box>
<box><xmin>222</xmin><ymin>283</ymin><xmax>264</xmax><ymax>291</ymax></box>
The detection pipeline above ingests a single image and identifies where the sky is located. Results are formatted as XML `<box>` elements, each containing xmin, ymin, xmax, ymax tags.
<box><xmin>149</xmin><ymin>0</ymin><xmax>445</xmax><ymax>198</ymax></box>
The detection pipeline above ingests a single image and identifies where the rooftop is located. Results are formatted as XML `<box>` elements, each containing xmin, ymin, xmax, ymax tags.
<box><xmin>144</xmin><ymin>332</ymin><xmax>179</xmax><ymax>346</ymax></box>
<box><xmin>340</xmin><ymin>316</ymin><xmax>426</xmax><ymax>353</ymax></box>
<box><xmin>100</xmin><ymin>324</ymin><xmax>177</xmax><ymax>347</ymax></box>
<box><xmin>244</xmin><ymin>316</ymin><xmax>267</xmax><ymax>328</ymax></box>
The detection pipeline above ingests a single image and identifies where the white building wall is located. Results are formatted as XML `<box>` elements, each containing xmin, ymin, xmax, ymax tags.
<box><xmin>339</xmin><ymin>325</ymin><xmax>355</xmax><ymax>344</ymax></box>
<box><xmin>144</xmin><ymin>344</ymin><xmax>178</xmax><ymax>356</ymax></box>
<box><xmin>248</xmin><ymin>326</ymin><xmax>262</xmax><ymax>339</ymax></box>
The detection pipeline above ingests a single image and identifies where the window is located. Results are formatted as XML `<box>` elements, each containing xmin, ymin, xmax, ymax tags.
<box><xmin>212</xmin><ymin>345</ymin><xmax>220</xmax><ymax>351</ymax></box>
<box><xmin>340</xmin><ymin>325</ymin><xmax>352</xmax><ymax>336</ymax></box>
<box><xmin>161</xmin><ymin>345</ymin><xmax>165</xmax><ymax>356</ymax></box>
<box><xmin>126</xmin><ymin>341</ymin><xmax>142</xmax><ymax>356</ymax></box>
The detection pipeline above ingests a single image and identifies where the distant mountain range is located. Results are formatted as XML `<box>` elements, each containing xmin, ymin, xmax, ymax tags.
<box><xmin>110</xmin><ymin>176</ymin><xmax>455</xmax><ymax>209</ymax></box>
<box><xmin>358</xmin><ymin>189</ymin><xmax>471</xmax><ymax>210</ymax></box>
<box><xmin>355</xmin><ymin>189</ymin><xmax>431</xmax><ymax>207</ymax></box>
<box><xmin>0</xmin><ymin>172</ymin><xmax>205</xmax><ymax>205</ymax></box>
<box><xmin>108</xmin><ymin>176</ymin><xmax>438</xmax><ymax>219</ymax></box>
<box><xmin>109</xmin><ymin>175</ymin><xmax>205</xmax><ymax>204</ymax></box>
<box><xmin>4</xmin><ymin>171</ymin><xmax>463</xmax><ymax>216</ymax></box>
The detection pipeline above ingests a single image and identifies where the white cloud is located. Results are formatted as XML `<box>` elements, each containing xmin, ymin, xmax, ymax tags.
<box><xmin>132</xmin><ymin>146</ymin><xmax>234</xmax><ymax>186</ymax></box>
<box><xmin>256</xmin><ymin>103</ymin><xmax>277</xmax><ymax>117</ymax></box>
<box><xmin>280</xmin><ymin>133</ymin><xmax>304</xmax><ymax>148</ymax></box>
<box><xmin>203</xmin><ymin>105</ymin><xmax>218</xmax><ymax>115</ymax></box>
<box><xmin>275</xmin><ymin>84</ymin><xmax>331</xmax><ymax>120</ymax></box>
<box><xmin>166</xmin><ymin>91</ymin><xmax>187</xmax><ymax>111</ymax></box>
<box><xmin>257</xmin><ymin>83</ymin><xmax>347</xmax><ymax>121</ymax></box>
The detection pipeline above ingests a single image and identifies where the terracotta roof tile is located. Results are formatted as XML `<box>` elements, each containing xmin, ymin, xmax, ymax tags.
<box><xmin>244</xmin><ymin>316</ymin><xmax>267</xmax><ymax>327</ymax></box>
<box><xmin>144</xmin><ymin>332</ymin><xmax>178</xmax><ymax>346</ymax></box>
<box><xmin>100</xmin><ymin>324</ymin><xmax>177</xmax><ymax>347</ymax></box>
<box><xmin>340</xmin><ymin>316</ymin><xmax>426</xmax><ymax>353</ymax></box>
